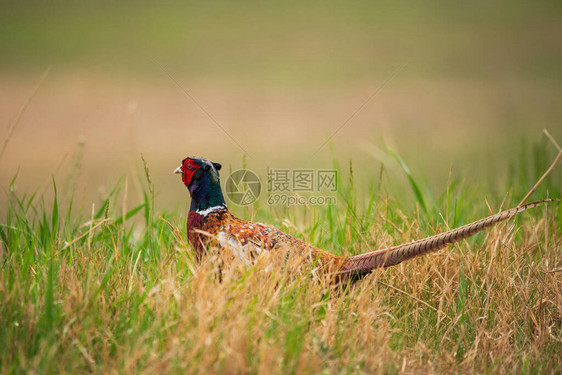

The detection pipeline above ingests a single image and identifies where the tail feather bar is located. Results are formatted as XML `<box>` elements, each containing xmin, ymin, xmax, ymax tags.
<box><xmin>339</xmin><ymin>199</ymin><xmax>557</xmax><ymax>277</ymax></box>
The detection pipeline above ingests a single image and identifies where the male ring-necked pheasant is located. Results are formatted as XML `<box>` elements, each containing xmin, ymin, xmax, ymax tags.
<box><xmin>176</xmin><ymin>157</ymin><xmax>554</xmax><ymax>281</ymax></box>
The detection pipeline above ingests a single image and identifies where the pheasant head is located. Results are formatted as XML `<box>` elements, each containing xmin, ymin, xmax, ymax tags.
<box><xmin>174</xmin><ymin>157</ymin><xmax>225</xmax><ymax>212</ymax></box>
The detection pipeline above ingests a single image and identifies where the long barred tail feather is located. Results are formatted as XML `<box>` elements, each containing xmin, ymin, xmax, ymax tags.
<box><xmin>337</xmin><ymin>199</ymin><xmax>557</xmax><ymax>278</ymax></box>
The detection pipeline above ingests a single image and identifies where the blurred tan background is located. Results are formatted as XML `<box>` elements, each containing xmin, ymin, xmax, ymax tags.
<box><xmin>1</xmin><ymin>1</ymin><xmax>561</xmax><ymax>213</ymax></box>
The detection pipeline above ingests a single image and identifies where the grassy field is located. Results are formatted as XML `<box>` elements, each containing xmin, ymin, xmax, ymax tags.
<box><xmin>1</xmin><ymin>141</ymin><xmax>560</xmax><ymax>374</ymax></box>
<box><xmin>1</xmin><ymin>1</ymin><xmax>562</xmax><ymax>373</ymax></box>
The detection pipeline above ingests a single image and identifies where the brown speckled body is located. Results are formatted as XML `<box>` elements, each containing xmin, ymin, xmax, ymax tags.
<box><xmin>187</xmin><ymin>207</ymin><xmax>344</xmax><ymax>269</ymax></box>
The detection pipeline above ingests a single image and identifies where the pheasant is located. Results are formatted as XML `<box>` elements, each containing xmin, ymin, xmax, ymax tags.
<box><xmin>175</xmin><ymin>156</ymin><xmax>555</xmax><ymax>282</ymax></box>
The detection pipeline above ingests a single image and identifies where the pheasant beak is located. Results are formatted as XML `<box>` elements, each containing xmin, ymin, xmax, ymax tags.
<box><xmin>173</xmin><ymin>166</ymin><xmax>182</xmax><ymax>174</ymax></box>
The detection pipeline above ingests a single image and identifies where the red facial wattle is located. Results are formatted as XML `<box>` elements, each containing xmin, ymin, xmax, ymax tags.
<box><xmin>177</xmin><ymin>159</ymin><xmax>201</xmax><ymax>187</ymax></box>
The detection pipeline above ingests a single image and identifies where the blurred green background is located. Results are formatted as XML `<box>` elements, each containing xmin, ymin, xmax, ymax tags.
<box><xmin>1</xmin><ymin>0</ymin><xmax>561</xmax><ymax>212</ymax></box>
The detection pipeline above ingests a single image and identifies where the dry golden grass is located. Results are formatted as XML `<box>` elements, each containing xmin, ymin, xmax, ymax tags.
<box><xmin>2</xmin><ymin>183</ymin><xmax>560</xmax><ymax>373</ymax></box>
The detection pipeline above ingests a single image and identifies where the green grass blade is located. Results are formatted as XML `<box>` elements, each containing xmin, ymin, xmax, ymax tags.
<box><xmin>386</xmin><ymin>145</ymin><xmax>429</xmax><ymax>215</ymax></box>
<box><xmin>113</xmin><ymin>203</ymin><xmax>147</xmax><ymax>225</ymax></box>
